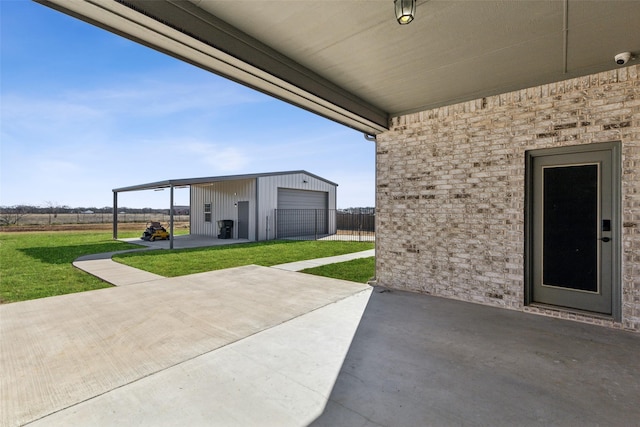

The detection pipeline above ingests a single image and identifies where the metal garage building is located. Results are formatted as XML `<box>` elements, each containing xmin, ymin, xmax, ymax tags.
<box><xmin>113</xmin><ymin>171</ymin><xmax>337</xmax><ymax>243</ymax></box>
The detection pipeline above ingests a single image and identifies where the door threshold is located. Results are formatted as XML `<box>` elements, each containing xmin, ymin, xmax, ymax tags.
<box><xmin>527</xmin><ymin>303</ymin><xmax>614</xmax><ymax>321</ymax></box>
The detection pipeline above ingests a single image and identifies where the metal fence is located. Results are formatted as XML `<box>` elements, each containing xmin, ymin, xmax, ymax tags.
<box><xmin>274</xmin><ymin>209</ymin><xmax>375</xmax><ymax>241</ymax></box>
<box><xmin>0</xmin><ymin>212</ymin><xmax>190</xmax><ymax>226</ymax></box>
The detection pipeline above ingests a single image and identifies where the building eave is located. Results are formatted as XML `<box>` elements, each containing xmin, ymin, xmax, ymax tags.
<box><xmin>112</xmin><ymin>170</ymin><xmax>338</xmax><ymax>193</ymax></box>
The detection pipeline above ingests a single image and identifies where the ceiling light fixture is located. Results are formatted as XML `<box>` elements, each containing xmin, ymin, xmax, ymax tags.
<box><xmin>395</xmin><ymin>0</ymin><xmax>416</xmax><ymax>25</ymax></box>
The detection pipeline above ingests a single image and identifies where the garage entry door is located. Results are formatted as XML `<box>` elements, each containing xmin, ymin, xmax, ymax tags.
<box><xmin>277</xmin><ymin>188</ymin><xmax>328</xmax><ymax>238</ymax></box>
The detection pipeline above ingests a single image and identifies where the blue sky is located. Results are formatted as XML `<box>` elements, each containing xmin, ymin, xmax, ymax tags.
<box><xmin>0</xmin><ymin>0</ymin><xmax>375</xmax><ymax>209</ymax></box>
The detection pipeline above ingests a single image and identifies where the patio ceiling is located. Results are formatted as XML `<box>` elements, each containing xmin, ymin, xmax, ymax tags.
<box><xmin>36</xmin><ymin>0</ymin><xmax>640</xmax><ymax>134</ymax></box>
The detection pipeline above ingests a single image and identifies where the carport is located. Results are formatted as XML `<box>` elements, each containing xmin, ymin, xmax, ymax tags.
<box><xmin>113</xmin><ymin>178</ymin><xmax>188</xmax><ymax>250</ymax></box>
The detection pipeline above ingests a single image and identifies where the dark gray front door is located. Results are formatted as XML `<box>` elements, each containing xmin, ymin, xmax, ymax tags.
<box><xmin>528</xmin><ymin>143</ymin><xmax>620</xmax><ymax>316</ymax></box>
<box><xmin>237</xmin><ymin>201</ymin><xmax>249</xmax><ymax>239</ymax></box>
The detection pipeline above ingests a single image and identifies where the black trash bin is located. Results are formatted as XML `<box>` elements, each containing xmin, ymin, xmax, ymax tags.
<box><xmin>217</xmin><ymin>220</ymin><xmax>234</xmax><ymax>239</ymax></box>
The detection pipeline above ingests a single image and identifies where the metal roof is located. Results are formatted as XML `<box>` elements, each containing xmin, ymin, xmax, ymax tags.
<box><xmin>112</xmin><ymin>170</ymin><xmax>338</xmax><ymax>193</ymax></box>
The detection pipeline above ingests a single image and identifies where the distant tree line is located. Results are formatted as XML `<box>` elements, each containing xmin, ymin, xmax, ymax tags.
<box><xmin>0</xmin><ymin>205</ymin><xmax>170</xmax><ymax>214</ymax></box>
<box><xmin>338</xmin><ymin>207</ymin><xmax>375</xmax><ymax>214</ymax></box>
<box><xmin>0</xmin><ymin>204</ymin><xmax>173</xmax><ymax>226</ymax></box>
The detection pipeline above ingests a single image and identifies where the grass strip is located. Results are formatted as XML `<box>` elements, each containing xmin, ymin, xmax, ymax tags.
<box><xmin>0</xmin><ymin>231</ymin><xmax>141</xmax><ymax>303</ymax></box>
<box><xmin>114</xmin><ymin>240</ymin><xmax>374</xmax><ymax>277</ymax></box>
<box><xmin>300</xmin><ymin>257</ymin><xmax>375</xmax><ymax>283</ymax></box>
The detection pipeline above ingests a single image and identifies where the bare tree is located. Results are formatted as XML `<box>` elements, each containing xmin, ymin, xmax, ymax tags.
<box><xmin>43</xmin><ymin>201</ymin><xmax>60</xmax><ymax>225</ymax></box>
<box><xmin>0</xmin><ymin>205</ymin><xmax>31</xmax><ymax>226</ymax></box>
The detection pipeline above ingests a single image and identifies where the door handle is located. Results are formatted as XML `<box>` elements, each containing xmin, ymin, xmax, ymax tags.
<box><xmin>598</xmin><ymin>237</ymin><xmax>611</xmax><ymax>242</ymax></box>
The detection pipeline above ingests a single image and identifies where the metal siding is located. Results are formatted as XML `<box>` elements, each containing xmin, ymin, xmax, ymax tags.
<box><xmin>256</xmin><ymin>172</ymin><xmax>337</xmax><ymax>240</ymax></box>
<box><xmin>190</xmin><ymin>186</ymin><xmax>194</xmax><ymax>234</ymax></box>
<box><xmin>190</xmin><ymin>179</ymin><xmax>256</xmax><ymax>239</ymax></box>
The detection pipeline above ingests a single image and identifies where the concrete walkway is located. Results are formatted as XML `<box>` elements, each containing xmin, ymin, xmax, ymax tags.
<box><xmin>72</xmin><ymin>258</ymin><xmax>165</xmax><ymax>286</ymax></box>
<box><xmin>271</xmin><ymin>249</ymin><xmax>375</xmax><ymax>272</ymax></box>
<box><xmin>73</xmin><ymin>249</ymin><xmax>165</xmax><ymax>286</ymax></box>
<box><xmin>1</xmin><ymin>266</ymin><xmax>372</xmax><ymax>427</ymax></box>
<box><xmin>73</xmin><ymin>242</ymin><xmax>374</xmax><ymax>286</ymax></box>
<box><xmin>73</xmin><ymin>235</ymin><xmax>256</xmax><ymax>286</ymax></box>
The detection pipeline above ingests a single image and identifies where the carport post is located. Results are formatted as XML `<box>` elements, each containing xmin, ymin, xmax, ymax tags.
<box><xmin>113</xmin><ymin>191</ymin><xmax>118</xmax><ymax>240</ymax></box>
<box><xmin>169</xmin><ymin>184</ymin><xmax>174</xmax><ymax>250</ymax></box>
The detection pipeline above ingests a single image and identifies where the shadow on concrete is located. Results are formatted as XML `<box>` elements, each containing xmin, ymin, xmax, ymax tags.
<box><xmin>311</xmin><ymin>288</ymin><xmax>640</xmax><ymax>427</ymax></box>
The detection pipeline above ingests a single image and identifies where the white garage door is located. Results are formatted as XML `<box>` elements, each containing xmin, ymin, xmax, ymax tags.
<box><xmin>277</xmin><ymin>189</ymin><xmax>328</xmax><ymax>238</ymax></box>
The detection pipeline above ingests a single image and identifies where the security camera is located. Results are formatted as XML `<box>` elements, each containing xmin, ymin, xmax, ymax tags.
<box><xmin>615</xmin><ymin>52</ymin><xmax>631</xmax><ymax>65</ymax></box>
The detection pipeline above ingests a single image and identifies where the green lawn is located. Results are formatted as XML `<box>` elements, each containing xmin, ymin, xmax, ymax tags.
<box><xmin>301</xmin><ymin>257</ymin><xmax>375</xmax><ymax>283</ymax></box>
<box><xmin>0</xmin><ymin>232</ymin><xmax>374</xmax><ymax>303</ymax></box>
<box><xmin>114</xmin><ymin>240</ymin><xmax>374</xmax><ymax>277</ymax></box>
<box><xmin>0</xmin><ymin>231</ymin><xmax>141</xmax><ymax>303</ymax></box>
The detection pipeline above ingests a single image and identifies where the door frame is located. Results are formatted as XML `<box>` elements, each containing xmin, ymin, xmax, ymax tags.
<box><xmin>524</xmin><ymin>141</ymin><xmax>621</xmax><ymax>320</ymax></box>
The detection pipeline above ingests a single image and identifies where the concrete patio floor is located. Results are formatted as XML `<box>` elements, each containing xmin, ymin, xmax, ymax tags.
<box><xmin>312</xmin><ymin>289</ymin><xmax>640</xmax><ymax>427</ymax></box>
<box><xmin>2</xmin><ymin>258</ymin><xmax>639</xmax><ymax>426</ymax></box>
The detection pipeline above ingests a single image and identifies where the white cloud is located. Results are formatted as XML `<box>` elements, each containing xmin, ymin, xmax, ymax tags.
<box><xmin>1</xmin><ymin>94</ymin><xmax>107</xmax><ymax>145</ymax></box>
<box><xmin>1</xmin><ymin>72</ymin><xmax>268</xmax><ymax>145</ymax></box>
<box><xmin>182</xmin><ymin>141</ymin><xmax>250</xmax><ymax>172</ymax></box>
<box><xmin>64</xmin><ymin>73</ymin><xmax>267</xmax><ymax>118</ymax></box>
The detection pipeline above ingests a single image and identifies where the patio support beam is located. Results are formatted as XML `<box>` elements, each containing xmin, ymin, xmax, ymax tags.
<box><xmin>113</xmin><ymin>191</ymin><xmax>118</xmax><ymax>240</ymax></box>
<box><xmin>169</xmin><ymin>184</ymin><xmax>174</xmax><ymax>249</ymax></box>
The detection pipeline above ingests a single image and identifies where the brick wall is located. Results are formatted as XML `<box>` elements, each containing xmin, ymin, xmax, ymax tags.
<box><xmin>376</xmin><ymin>65</ymin><xmax>640</xmax><ymax>332</ymax></box>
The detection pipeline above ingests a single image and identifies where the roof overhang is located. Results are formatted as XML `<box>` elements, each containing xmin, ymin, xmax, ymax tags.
<box><xmin>35</xmin><ymin>0</ymin><xmax>388</xmax><ymax>135</ymax></box>
<box><xmin>35</xmin><ymin>0</ymin><xmax>640</xmax><ymax>135</ymax></box>
<box><xmin>113</xmin><ymin>170</ymin><xmax>338</xmax><ymax>193</ymax></box>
